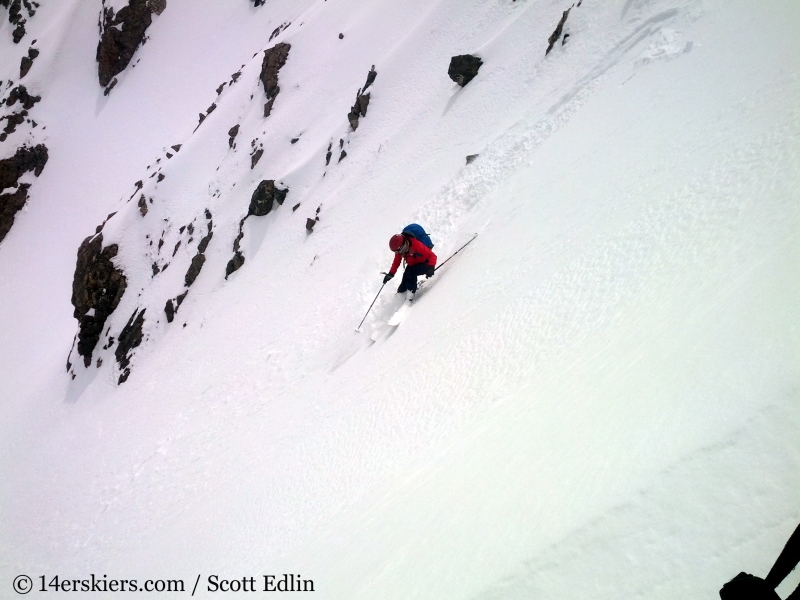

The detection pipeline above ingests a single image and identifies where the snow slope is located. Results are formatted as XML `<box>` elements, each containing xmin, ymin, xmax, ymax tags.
<box><xmin>1</xmin><ymin>0</ymin><xmax>798</xmax><ymax>598</ymax></box>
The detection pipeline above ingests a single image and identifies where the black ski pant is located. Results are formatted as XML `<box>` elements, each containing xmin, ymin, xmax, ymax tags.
<box><xmin>397</xmin><ymin>263</ymin><xmax>429</xmax><ymax>293</ymax></box>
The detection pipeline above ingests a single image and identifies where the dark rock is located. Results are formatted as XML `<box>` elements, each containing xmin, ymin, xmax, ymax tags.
<box><xmin>247</xmin><ymin>180</ymin><xmax>288</xmax><ymax>217</ymax></box>
<box><xmin>250</xmin><ymin>147</ymin><xmax>263</xmax><ymax>169</ymax></box>
<box><xmin>338</xmin><ymin>150</ymin><xmax>347</xmax><ymax>162</ymax></box>
<box><xmin>12</xmin><ymin>23</ymin><xmax>25</xmax><ymax>44</ymax></box>
<box><xmin>466</xmin><ymin>154</ymin><xmax>479</xmax><ymax>164</ymax></box>
<box><xmin>6</xmin><ymin>85</ymin><xmax>40</xmax><ymax>109</ymax></box>
<box><xmin>347</xmin><ymin>66</ymin><xmax>376</xmax><ymax>131</ymax></box>
<box><xmin>228</xmin><ymin>124</ymin><xmax>239</xmax><ymax>148</ymax></box>
<box><xmin>164</xmin><ymin>299</ymin><xmax>174</xmax><ymax>322</ymax></box>
<box><xmin>269</xmin><ymin>22</ymin><xmax>290</xmax><ymax>42</ymax></box>
<box><xmin>171</xmin><ymin>144</ymin><xmax>181</xmax><ymax>152</ymax></box>
<box><xmin>274</xmin><ymin>186</ymin><xmax>287</xmax><ymax>205</ymax></box>
<box><xmin>128</xmin><ymin>179</ymin><xmax>143</xmax><ymax>201</ymax></box>
<box><xmin>260</xmin><ymin>42</ymin><xmax>290</xmax><ymax>117</ymax></box>
<box><xmin>172</xmin><ymin>240</ymin><xmax>181</xmax><ymax>256</ymax></box>
<box><xmin>19</xmin><ymin>47</ymin><xmax>38</xmax><ymax>78</ymax></box>
<box><xmin>2</xmin><ymin>110</ymin><xmax>27</xmax><ymax>136</ymax></box>
<box><xmin>137</xmin><ymin>194</ymin><xmax>148</xmax><ymax>216</ymax></box>
<box><xmin>305</xmin><ymin>218</ymin><xmax>316</xmax><ymax>232</ymax></box>
<box><xmin>157</xmin><ymin>173</ymin><xmax>165</xmax><ymax>182</ymax></box>
<box><xmin>146</xmin><ymin>0</ymin><xmax>166</xmax><ymax>15</ymax></box>
<box><xmin>115</xmin><ymin>307</ymin><xmax>145</xmax><ymax>373</ymax></box>
<box><xmin>176</xmin><ymin>290</ymin><xmax>187</xmax><ymax>306</ymax></box>
<box><xmin>448</xmin><ymin>54</ymin><xmax>482</xmax><ymax>86</ymax></box>
<box><xmin>151</xmin><ymin>262</ymin><xmax>160</xmax><ymax>276</ymax></box>
<box><xmin>225</xmin><ymin>251</ymin><xmax>245</xmax><ymax>278</ymax></box>
<box><xmin>197</xmin><ymin>229</ymin><xmax>213</xmax><ymax>253</ymax></box>
<box><xmin>103</xmin><ymin>77</ymin><xmax>118</xmax><ymax>96</ymax></box>
<box><xmin>248</xmin><ymin>180</ymin><xmax>273</xmax><ymax>216</ymax></box>
<box><xmin>0</xmin><ymin>183</ymin><xmax>29</xmax><ymax>244</ymax></box>
<box><xmin>3</xmin><ymin>1</ymin><xmax>33</xmax><ymax>43</ymax></box>
<box><xmin>362</xmin><ymin>65</ymin><xmax>377</xmax><ymax>92</ymax></box>
<box><xmin>166</xmin><ymin>152</ymin><xmax>172</xmax><ymax>158</ymax></box>
<box><xmin>347</xmin><ymin>91</ymin><xmax>370</xmax><ymax>131</ymax></box>
<box><xmin>206</xmin><ymin>102</ymin><xmax>216</xmax><ymax>115</ymax></box>
<box><xmin>96</xmin><ymin>0</ymin><xmax>153</xmax><ymax>88</ymax></box>
<box><xmin>339</xmin><ymin>33</ymin><xmax>343</xmax><ymax>39</ymax></box>
<box><xmin>184</xmin><ymin>252</ymin><xmax>205</xmax><ymax>287</ymax></box>
<box><xmin>204</xmin><ymin>208</ymin><xmax>212</xmax><ymax>219</ymax></box>
<box><xmin>546</xmin><ymin>7</ymin><xmax>572</xmax><ymax>55</ymax></box>
<box><xmin>292</xmin><ymin>202</ymin><xmax>300</xmax><ymax>212</ymax></box>
<box><xmin>325</xmin><ymin>142</ymin><xmax>332</xmax><ymax>165</ymax></box>
<box><xmin>0</xmin><ymin>143</ymin><xmax>48</xmax><ymax>191</ymax></box>
<box><xmin>232</xmin><ymin>219</ymin><xmax>244</xmax><ymax>254</ymax></box>
<box><xmin>252</xmin><ymin>0</ymin><xmax>264</xmax><ymax>6</ymax></box>
<box><xmin>290</xmin><ymin>137</ymin><xmax>299</xmax><ymax>144</ymax></box>
<box><xmin>71</xmin><ymin>233</ymin><xmax>128</xmax><ymax>366</ymax></box>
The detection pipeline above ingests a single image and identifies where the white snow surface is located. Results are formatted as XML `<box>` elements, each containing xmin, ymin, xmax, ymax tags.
<box><xmin>1</xmin><ymin>0</ymin><xmax>799</xmax><ymax>598</ymax></box>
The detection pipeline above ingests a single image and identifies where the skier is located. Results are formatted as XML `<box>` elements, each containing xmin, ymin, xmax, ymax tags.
<box><xmin>382</xmin><ymin>228</ymin><xmax>437</xmax><ymax>294</ymax></box>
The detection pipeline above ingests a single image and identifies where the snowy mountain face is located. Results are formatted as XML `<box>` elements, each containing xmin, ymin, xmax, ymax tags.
<box><xmin>1</xmin><ymin>0</ymin><xmax>799</xmax><ymax>598</ymax></box>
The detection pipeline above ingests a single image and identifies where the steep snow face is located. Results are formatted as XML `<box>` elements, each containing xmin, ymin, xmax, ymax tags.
<box><xmin>1</xmin><ymin>0</ymin><xmax>799</xmax><ymax>598</ymax></box>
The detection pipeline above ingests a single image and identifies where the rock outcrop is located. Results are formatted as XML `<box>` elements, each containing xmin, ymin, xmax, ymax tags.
<box><xmin>0</xmin><ymin>0</ymin><xmax>35</xmax><ymax>44</ymax></box>
<box><xmin>19</xmin><ymin>46</ymin><xmax>39</xmax><ymax>78</ymax></box>
<box><xmin>0</xmin><ymin>184</ymin><xmax>29</xmax><ymax>243</ymax></box>
<box><xmin>0</xmin><ymin>143</ymin><xmax>48</xmax><ymax>190</ymax></box>
<box><xmin>347</xmin><ymin>66</ymin><xmax>377</xmax><ymax>131</ymax></box>
<box><xmin>546</xmin><ymin>7</ymin><xmax>572</xmax><ymax>55</ymax></box>
<box><xmin>115</xmin><ymin>307</ymin><xmax>145</xmax><ymax>383</ymax></box>
<box><xmin>226</xmin><ymin>180</ymin><xmax>288</xmax><ymax>278</ymax></box>
<box><xmin>228</xmin><ymin>124</ymin><xmax>239</xmax><ymax>148</ymax></box>
<box><xmin>260</xmin><ymin>42</ymin><xmax>291</xmax><ymax>117</ymax></box>
<box><xmin>448</xmin><ymin>55</ymin><xmax>482</xmax><ymax>86</ymax></box>
<box><xmin>180</xmin><ymin>216</ymin><xmax>213</xmax><ymax>290</ymax></box>
<box><xmin>248</xmin><ymin>179</ymin><xmax>288</xmax><ymax>217</ymax></box>
<box><xmin>5</xmin><ymin>85</ymin><xmax>40</xmax><ymax>109</ymax></box>
<box><xmin>0</xmin><ymin>144</ymin><xmax>48</xmax><ymax>243</ymax></box>
<box><xmin>71</xmin><ymin>233</ymin><xmax>128</xmax><ymax>367</ymax></box>
<box><xmin>96</xmin><ymin>0</ymin><xmax>158</xmax><ymax>88</ymax></box>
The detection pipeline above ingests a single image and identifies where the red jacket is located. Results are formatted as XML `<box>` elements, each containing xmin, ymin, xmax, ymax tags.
<box><xmin>389</xmin><ymin>237</ymin><xmax>437</xmax><ymax>275</ymax></box>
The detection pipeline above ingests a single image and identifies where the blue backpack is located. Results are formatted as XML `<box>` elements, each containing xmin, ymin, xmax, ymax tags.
<box><xmin>402</xmin><ymin>223</ymin><xmax>434</xmax><ymax>249</ymax></box>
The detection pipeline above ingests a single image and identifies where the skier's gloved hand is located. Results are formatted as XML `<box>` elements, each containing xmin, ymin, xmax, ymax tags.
<box><xmin>383</xmin><ymin>272</ymin><xmax>394</xmax><ymax>284</ymax></box>
<box><xmin>425</xmin><ymin>265</ymin><xmax>435</xmax><ymax>278</ymax></box>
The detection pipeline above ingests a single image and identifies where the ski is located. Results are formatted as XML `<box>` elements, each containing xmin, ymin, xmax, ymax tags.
<box><xmin>387</xmin><ymin>298</ymin><xmax>413</xmax><ymax>326</ymax></box>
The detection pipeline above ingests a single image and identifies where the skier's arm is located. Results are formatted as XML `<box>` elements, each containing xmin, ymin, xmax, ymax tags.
<box><xmin>389</xmin><ymin>253</ymin><xmax>402</xmax><ymax>275</ymax></box>
<box><xmin>426</xmin><ymin>247</ymin><xmax>437</xmax><ymax>268</ymax></box>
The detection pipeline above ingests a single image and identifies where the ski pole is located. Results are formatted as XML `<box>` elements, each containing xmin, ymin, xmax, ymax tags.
<box><xmin>434</xmin><ymin>233</ymin><xmax>478</xmax><ymax>272</ymax></box>
<box><xmin>356</xmin><ymin>281</ymin><xmax>386</xmax><ymax>331</ymax></box>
